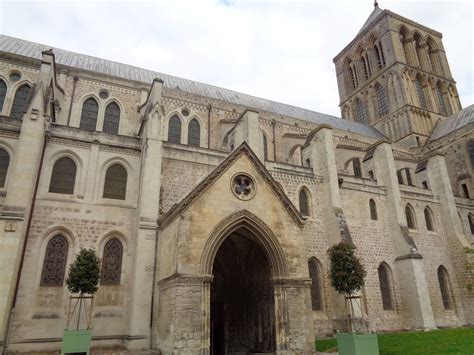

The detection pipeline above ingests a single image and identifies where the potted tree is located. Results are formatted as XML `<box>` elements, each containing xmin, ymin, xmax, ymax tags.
<box><xmin>62</xmin><ymin>248</ymin><xmax>101</xmax><ymax>355</ymax></box>
<box><xmin>328</xmin><ymin>242</ymin><xmax>379</xmax><ymax>355</ymax></box>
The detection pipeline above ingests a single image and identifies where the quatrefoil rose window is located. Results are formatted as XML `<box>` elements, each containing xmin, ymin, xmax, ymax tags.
<box><xmin>231</xmin><ymin>173</ymin><xmax>256</xmax><ymax>200</ymax></box>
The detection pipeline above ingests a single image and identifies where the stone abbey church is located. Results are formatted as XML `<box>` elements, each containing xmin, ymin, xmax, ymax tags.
<box><xmin>0</xmin><ymin>3</ymin><xmax>473</xmax><ymax>354</ymax></box>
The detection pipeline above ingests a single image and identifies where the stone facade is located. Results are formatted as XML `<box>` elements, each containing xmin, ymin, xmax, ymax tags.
<box><xmin>0</xmin><ymin>3</ymin><xmax>473</xmax><ymax>355</ymax></box>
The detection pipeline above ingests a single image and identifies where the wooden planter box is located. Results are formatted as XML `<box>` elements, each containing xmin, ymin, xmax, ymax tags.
<box><xmin>61</xmin><ymin>329</ymin><xmax>91</xmax><ymax>355</ymax></box>
<box><xmin>336</xmin><ymin>333</ymin><xmax>379</xmax><ymax>355</ymax></box>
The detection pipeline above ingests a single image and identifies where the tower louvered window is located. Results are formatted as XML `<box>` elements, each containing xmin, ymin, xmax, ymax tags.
<box><xmin>103</xmin><ymin>102</ymin><xmax>120</xmax><ymax>135</ymax></box>
<box><xmin>467</xmin><ymin>141</ymin><xmax>474</xmax><ymax>168</ymax></box>
<box><xmin>469</xmin><ymin>214</ymin><xmax>474</xmax><ymax>234</ymax></box>
<box><xmin>435</xmin><ymin>83</ymin><xmax>447</xmax><ymax>116</ymax></box>
<box><xmin>103</xmin><ymin>164</ymin><xmax>127</xmax><ymax>200</ymax></box>
<box><xmin>376</xmin><ymin>85</ymin><xmax>389</xmax><ymax>117</ymax></box>
<box><xmin>0</xmin><ymin>80</ymin><xmax>6</xmax><ymax>112</ymax></box>
<box><xmin>80</xmin><ymin>98</ymin><xmax>99</xmax><ymax>131</ymax></box>
<box><xmin>415</xmin><ymin>78</ymin><xmax>427</xmax><ymax>110</ymax></box>
<box><xmin>0</xmin><ymin>148</ymin><xmax>10</xmax><ymax>188</ymax></box>
<box><xmin>370</xmin><ymin>199</ymin><xmax>378</xmax><ymax>220</ymax></box>
<box><xmin>378</xmin><ymin>264</ymin><xmax>393</xmax><ymax>310</ymax></box>
<box><xmin>308</xmin><ymin>259</ymin><xmax>322</xmax><ymax>311</ymax></box>
<box><xmin>49</xmin><ymin>157</ymin><xmax>76</xmax><ymax>194</ymax></box>
<box><xmin>101</xmin><ymin>238</ymin><xmax>123</xmax><ymax>285</ymax></box>
<box><xmin>188</xmin><ymin>118</ymin><xmax>200</xmax><ymax>146</ymax></box>
<box><xmin>355</xmin><ymin>99</ymin><xmax>367</xmax><ymax>124</ymax></box>
<box><xmin>11</xmin><ymin>84</ymin><xmax>30</xmax><ymax>119</ymax></box>
<box><xmin>40</xmin><ymin>235</ymin><xmax>68</xmax><ymax>287</ymax></box>
<box><xmin>437</xmin><ymin>266</ymin><xmax>453</xmax><ymax>309</ymax></box>
<box><xmin>168</xmin><ymin>115</ymin><xmax>181</xmax><ymax>144</ymax></box>
<box><xmin>299</xmin><ymin>189</ymin><xmax>310</xmax><ymax>217</ymax></box>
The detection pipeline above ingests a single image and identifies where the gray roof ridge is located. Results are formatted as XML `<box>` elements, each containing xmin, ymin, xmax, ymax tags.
<box><xmin>0</xmin><ymin>34</ymin><xmax>384</xmax><ymax>139</ymax></box>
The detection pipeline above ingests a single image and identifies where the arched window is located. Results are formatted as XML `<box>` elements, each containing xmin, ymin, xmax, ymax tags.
<box><xmin>376</xmin><ymin>84</ymin><xmax>389</xmax><ymax>117</ymax></box>
<box><xmin>361</xmin><ymin>55</ymin><xmax>369</xmax><ymax>80</ymax></box>
<box><xmin>0</xmin><ymin>148</ymin><xmax>10</xmax><ymax>188</ymax></box>
<box><xmin>370</xmin><ymin>199</ymin><xmax>378</xmax><ymax>220</ymax></box>
<box><xmin>427</xmin><ymin>37</ymin><xmax>442</xmax><ymax>75</ymax></box>
<box><xmin>262</xmin><ymin>133</ymin><xmax>268</xmax><ymax>161</ymax></box>
<box><xmin>437</xmin><ymin>266</ymin><xmax>453</xmax><ymax>310</ymax></box>
<box><xmin>424</xmin><ymin>207</ymin><xmax>434</xmax><ymax>231</ymax></box>
<box><xmin>378</xmin><ymin>263</ymin><xmax>394</xmax><ymax>310</ymax></box>
<box><xmin>188</xmin><ymin>118</ymin><xmax>200</xmax><ymax>146</ymax></box>
<box><xmin>0</xmin><ymin>80</ymin><xmax>6</xmax><ymax>112</ymax></box>
<box><xmin>10</xmin><ymin>84</ymin><xmax>30</xmax><ymax>119</ymax></box>
<box><xmin>49</xmin><ymin>157</ymin><xmax>77</xmax><ymax>194</ymax></box>
<box><xmin>374</xmin><ymin>43</ymin><xmax>385</xmax><ymax>69</ymax></box>
<box><xmin>299</xmin><ymin>188</ymin><xmax>310</xmax><ymax>217</ymax></box>
<box><xmin>355</xmin><ymin>98</ymin><xmax>367</xmax><ymax>124</ymax></box>
<box><xmin>101</xmin><ymin>238</ymin><xmax>123</xmax><ymax>285</ymax></box>
<box><xmin>349</xmin><ymin>158</ymin><xmax>362</xmax><ymax>178</ymax></box>
<box><xmin>40</xmin><ymin>235</ymin><xmax>68</xmax><ymax>287</ymax></box>
<box><xmin>406</xmin><ymin>204</ymin><xmax>416</xmax><ymax>229</ymax></box>
<box><xmin>468</xmin><ymin>213</ymin><xmax>474</xmax><ymax>234</ymax></box>
<box><xmin>168</xmin><ymin>115</ymin><xmax>181</xmax><ymax>144</ymax></box>
<box><xmin>103</xmin><ymin>102</ymin><xmax>120</xmax><ymax>135</ymax></box>
<box><xmin>308</xmin><ymin>259</ymin><xmax>323</xmax><ymax>311</ymax></box>
<box><xmin>79</xmin><ymin>98</ymin><xmax>99</xmax><ymax>132</ymax></box>
<box><xmin>435</xmin><ymin>83</ymin><xmax>447</xmax><ymax>116</ymax></box>
<box><xmin>465</xmin><ymin>141</ymin><xmax>474</xmax><ymax>170</ymax></box>
<box><xmin>415</xmin><ymin>77</ymin><xmax>427</xmax><ymax>110</ymax></box>
<box><xmin>103</xmin><ymin>164</ymin><xmax>127</xmax><ymax>200</ymax></box>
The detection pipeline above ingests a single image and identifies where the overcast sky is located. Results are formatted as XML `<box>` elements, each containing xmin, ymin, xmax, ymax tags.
<box><xmin>1</xmin><ymin>0</ymin><xmax>472</xmax><ymax>117</ymax></box>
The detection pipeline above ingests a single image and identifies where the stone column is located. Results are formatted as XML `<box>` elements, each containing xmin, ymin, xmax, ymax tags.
<box><xmin>0</xmin><ymin>51</ymin><xmax>60</xmax><ymax>349</ymax></box>
<box><xmin>371</xmin><ymin>141</ymin><xmax>435</xmax><ymax>329</ymax></box>
<box><xmin>367</xmin><ymin>48</ymin><xmax>379</xmax><ymax>75</ymax></box>
<box><xmin>126</xmin><ymin>79</ymin><xmax>164</xmax><ymax>350</ymax></box>
<box><xmin>405</xmin><ymin>38</ymin><xmax>419</xmax><ymax>67</ymax></box>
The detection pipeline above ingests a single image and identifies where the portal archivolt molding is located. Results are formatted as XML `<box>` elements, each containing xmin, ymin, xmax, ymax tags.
<box><xmin>200</xmin><ymin>209</ymin><xmax>289</xmax><ymax>278</ymax></box>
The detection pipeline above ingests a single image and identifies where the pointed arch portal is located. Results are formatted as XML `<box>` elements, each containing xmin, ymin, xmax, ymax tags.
<box><xmin>202</xmin><ymin>210</ymin><xmax>289</xmax><ymax>354</ymax></box>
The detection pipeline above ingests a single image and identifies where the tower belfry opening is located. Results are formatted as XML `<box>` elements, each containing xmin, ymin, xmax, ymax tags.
<box><xmin>211</xmin><ymin>228</ymin><xmax>275</xmax><ymax>354</ymax></box>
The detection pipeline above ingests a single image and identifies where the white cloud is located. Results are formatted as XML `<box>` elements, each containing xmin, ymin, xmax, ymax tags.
<box><xmin>1</xmin><ymin>0</ymin><xmax>472</xmax><ymax>116</ymax></box>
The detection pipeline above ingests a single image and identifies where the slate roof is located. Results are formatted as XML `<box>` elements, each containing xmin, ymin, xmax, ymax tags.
<box><xmin>429</xmin><ymin>104</ymin><xmax>474</xmax><ymax>141</ymax></box>
<box><xmin>358</xmin><ymin>5</ymin><xmax>384</xmax><ymax>35</ymax></box>
<box><xmin>0</xmin><ymin>34</ymin><xmax>384</xmax><ymax>139</ymax></box>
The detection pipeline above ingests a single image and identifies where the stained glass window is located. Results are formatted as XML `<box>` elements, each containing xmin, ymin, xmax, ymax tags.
<box><xmin>378</xmin><ymin>263</ymin><xmax>393</xmax><ymax>310</ymax></box>
<box><xmin>370</xmin><ymin>199</ymin><xmax>378</xmax><ymax>220</ymax></box>
<box><xmin>308</xmin><ymin>259</ymin><xmax>322</xmax><ymax>311</ymax></box>
<box><xmin>437</xmin><ymin>266</ymin><xmax>453</xmax><ymax>309</ymax></box>
<box><xmin>0</xmin><ymin>80</ymin><xmax>6</xmax><ymax>113</ymax></box>
<box><xmin>49</xmin><ymin>157</ymin><xmax>76</xmax><ymax>194</ymax></box>
<box><xmin>40</xmin><ymin>235</ymin><xmax>68</xmax><ymax>287</ymax></box>
<box><xmin>0</xmin><ymin>148</ymin><xmax>9</xmax><ymax>188</ymax></box>
<box><xmin>355</xmin><ymin>99</ymin><xmax>367</xmax><ymax>124</ymax></box>
<box><xmin>79</xmin><ymin>98</ymin><xmax>99</xmax><ymax>132</ymax></box>
<box><xmin>168</xmin><ymin>115</ymin><xmax>181</xmax><ymax>144</ymax></box>
<box><xmin>188</xmin><ymin>118</ymin><xmax>200</xmax><ymax>146</ymax></box>
<box><xmin>299</xmin><ymin>189</ymin><xmax>310</xmax><ymax>217</ymax></box>
<box><xmin>101</xmin><ymin>238</ymin><xmax>123</xmax><ymax>285</ymax></box>
<box><xmin>103</xmin><ymin>102</ymin><xmax>120</xmax><ymax>135</ymax></box>
<box><xmin>11</xmin><ymin>84</ymin><xmax>30</xmax><ymax>119</ymax></box>
<box><xmin>103</xmin><ymin>164</ymin><xmax>127</xmax><ymax>200</ymax></box>
<box><xmin>424</xmin><ymin>207</ymin><xmax>434</xmax><ymax>231</ymax></box>
<box><xmin>406</xmin><ymin>204</ymin><xmax>416</xmax><ymax>229</ymax></box>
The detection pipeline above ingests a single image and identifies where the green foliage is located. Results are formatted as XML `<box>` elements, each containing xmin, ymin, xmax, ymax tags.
<box><xmin>315</xmin><ymin>327</ymin><xmax>474</xmax><ymax>354</ymax></box>
<box><xmin>328</xmin><ymin>242</ymin><xmax>366</xmax><ymax>296</ymax></box>
<box><xmin>66</xmin><ymin>248</ymin><xmax>101</xmax><ymax>295</ymax></box>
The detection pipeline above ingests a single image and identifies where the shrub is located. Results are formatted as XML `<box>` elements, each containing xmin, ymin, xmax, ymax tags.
<box><xmin>328</xmin><ymin>242</ymin><xmax>366</xmax><ymax>296</ymax></box>
<box><xmin>66</xmin><ymin>248</ymin><xmax>101</xmax><ymax>295</ymax></box>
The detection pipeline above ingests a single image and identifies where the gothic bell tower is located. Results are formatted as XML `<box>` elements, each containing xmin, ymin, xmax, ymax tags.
<box><xmin>333</xmin><ymin>2</ymin><xmax>462</xmax><ymax>148</ymax></box>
